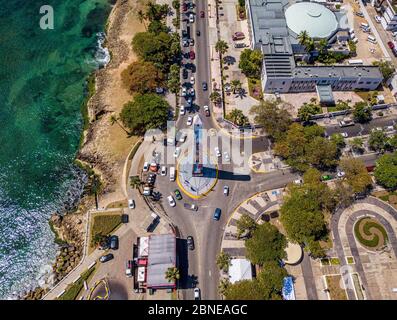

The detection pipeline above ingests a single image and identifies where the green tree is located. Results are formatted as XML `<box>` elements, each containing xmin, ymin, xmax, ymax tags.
<box><xmin>218</xmin><ymin>278</ymin><xmax>230</xmax><ymax>296</ymax></box>
<box><xmin>210</xmin><ymin>91</ymin><xmax>221</xmax><ymax>104</ymax></box>
<box><xmin>317</xmin><ymin>38</ymin><xmax>328</xmax><ymax>54</ymax></box>
<box><xmin>137</xmin><ymin>9</ymin><xmax>147</xmax><ymax>30</ymax></box>
<box><xmin>350</xmin><ymin>137</ymin><xmax>364</xmax><ymax>153</ymax></box>
<box><xmin>257</xmin><ymin>261</ymin><xmax>288</xmax><ymax>300</ymax></box>
<box><xmin>121</xmin><ymin>61</ymin><xmax>164</xmax><ymax>94</ymax></box>
<box><xmin>148</xmin><ymin>20</ymin><xmax>169</xmax><ymax>34</ymax></box>
<box><xmin>120</xmin><ymin>94</ymin><xmax>169</xmax><ymax>135</ymax></box>
<box><xmin>236</xmin><ymin>213</ymin><xmax>257</xmax><ymax>238</ymax></box>
<box><xmin>130</xmin><ymin>176</ymin><xmax>142</xmax><ymax>189</ymax></box>
<box><xmin>339</xmin><ymin>158</ymin><xmax>372</xmax><ymax>193</ymax></box>
<box><xmin>250</xmin><ymin>99</ymin><xmax>292</xmax><ymax>140</ymax></box>
<box><xmin>165</xmin><ymin>267</ymin><xmax>180</xmax><ymax>282</ymax></box>
<box><xmin>353</xmin><ymin>101</ymin><xmax>372</xmax><ymax>123</ymax></box>
<box><xmin>145</xmin><ymin>1</ymin><xmax>169</xmax><ymax>22</ymax></box>
<box><xmin>306</xmin><ymin>238</ymin><xmax>326</xmax><ymax>259</ymax></box>
<box><xmin>226</xmin><ymin>109</ymin><xmax>250</xmax><ymax>126</ymax></box>
<box><xmin>372</xmin><ymin>60</ymin><xmax>395</xmax><ymax>81</ymax></box>
<box><xmin>238</xmin><ymin>49</ymin><xmax>263</xmax><ymax>78</ymax></box>
<box><xmin>245</xmin><ymin>223</ymin><xmax>287</xmax><ymax>265</ymax></box>
<box><xmin>368</xmin><ymin>129</ymin><xmax>388</xmax><ymax>152</ymax></box>
<box><xmin>167</xmin><ymin>63</ymin><xmax>180</xmax><ymax>94</ymax></box>
<box><xmin>330</xmin><ymin>133</ymin><xmax>346</xmax><ymax>150</ymax></box>
<box><xmin>172</xmin><ymin>0</ymin><xmax>180</xmax><ymax>10</ymax></box>
<box><xmin>224</xmin><ymin>279</ymin><xmax>264</xmax><ymax>300</ymax></box>
<box><xmin>333</xmin><ymin>180</ymin><xmax>355</xmax><ymax>209</ymax></box>
<box><xmin>374</xmin><ymin>152</ymin><xmax>397</xmax><ymax>189</ymax></box>
<box><xmin>335</xmin><ymin>99</ymin><xmax>351</xmax><ymax>111</ymax></box>
<box><xmin>298</xmin><ymin>103</ymin><xmax>322</xmax><ymax>122</ymax></box>
<box><xmin>388</xmin><ymin>134</ymin><xmax>397</xmax><ymax>150</ymax></box>
<box><xmin>230</xmin><ymin>79</ymin><xmax>242</xmax><ymax>93</ymax></box>
<box><xmin>216</xmin><ymin>251</ymin><xmax>231</xmax><ymax>272</ymax></box>
<box><xmin>297</xmin><ymin>30</ymin><xmax>309</xmax><ymax>47</ymax></box>
<box><xmin>215</xmin><ymin>40</ymin><xmax>229</xmax><ymax>56</ymax></box>
<box><xmin>92</xmin><ymin>233</ymin><xmax>108</xmax><ymax>247</ymax></box>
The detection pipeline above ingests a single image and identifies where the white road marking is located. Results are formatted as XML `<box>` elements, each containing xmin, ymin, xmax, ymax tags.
<box><xmin>209</xmin><ymin>270</ymin><xmax>212</xmax><ymax>277</ymax></box>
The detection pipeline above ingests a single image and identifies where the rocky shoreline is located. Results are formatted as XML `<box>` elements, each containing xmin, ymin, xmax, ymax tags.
<box><xmin>23</xmin><ymin>0</ymin><xmax>134</xmax><ymax>300</ymax></box>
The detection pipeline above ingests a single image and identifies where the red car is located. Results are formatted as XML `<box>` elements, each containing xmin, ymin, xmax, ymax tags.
<box><xmin>182</xmin><ymin>3</ymin><xmax>187</xmax><ymax>11</ymax></box>
<box><xmin>200</xmin><ymin>11</ymin><xmax>205</xmax><ymax>18</ymax></box>
<box><xmin>388</xmin><ymin>41</ymin><xmax>395</xmax><ymax>49</ymax></box>
<box><xmin>189</xmin><ymin>50</ymin><xmax>195</xmax><ymax>60</ymax></box>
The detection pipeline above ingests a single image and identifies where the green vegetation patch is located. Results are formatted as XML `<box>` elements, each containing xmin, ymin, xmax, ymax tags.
<box><xmin>351</xmin><ymin>273</ymin><xmax>364</xmax><ymax>300</ymax></box>
<box><xmin>346</xmin><ymin>256</ymin><xmax>355</xmax><ymax>264</ymax></box>
<box><xmin>354</xmin><ymin>217</ymin><xmax>388</xmax><ymax>249</ymax></box>
<box><xmin>330</xmin><ymin>257</ymin><xmax>340</xmax><ymax>265</ymax></box>
<box><xmin>320</xmin><ymin>258</ymin><xmax>330</xmax><ymax>266</ymax></box>
<box><xmin>89</xmin><ymin>213</ymin><xmax>122</xmax><ymax>252</ymax></box>
<box><xmin>58</xmin><ymin>265</ymin><xmax>96</xmax><ymax>300</ymax></box>
<box><xmin>325</xmin><ymin>275</ymin><xmax>348</xmax><ymax>300</ymax></box>
<box><xmin>247</xmin><ymin>78</ymin><xmax>263</xmax><ymax>100</ymax></box>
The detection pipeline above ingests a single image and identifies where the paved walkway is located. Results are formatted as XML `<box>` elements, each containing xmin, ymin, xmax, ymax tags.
<box><xmin>331</xmin><ymin>196</ymin><xmax>397</xmax><ymax>300</ymax></box>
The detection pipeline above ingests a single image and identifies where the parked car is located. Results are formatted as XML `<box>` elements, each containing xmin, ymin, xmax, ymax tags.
<box><xmin>143</xmin><ymin>186</ymin><xmax>152</xmax><ymax>196</ymax></box>
<box><xmin>203</xmin><ymin>105</ymin><xmax>210</xmax><ymax>116</ymax></box>
<box><xmin>339</xmin><ymin>120</ymin><xmax>354</xmax><ymax>127</ymax></box>
<box><xmin>189</xmin><ymin>88</ymin><xmax>195</xmax><ymax>96</ymax></box>
<box><xmin>189</xmin><ymin>50</ymin><xmax>195</xmax><ymax>59</ymax></box>
<box><xmin>167</xmin><ymin>195</ymin><xmax>176</xmax><ymax>207</ymax></box>
<box><xmin>223</xmin><ymin>185</ymin><xmax>229</xmax><ymax>196</ymax></box>
<box><xmin>180</xmin><ymin>105</ymin><xmax>186</xmax><ymax>115</ymax></box>
<box><xmin>341</xmin><ymin>132</ymin><xmax>348</xmax><ymax>138</ymax></box>
<box><xmin>174</xmin><ymin>147</ymin><xmax>181</xmax><ymax>158</ymax></box>
<box><xmin>337</xmin><ymin>171</ymin><xmax>346</xmax><ymax>178</ymax></box>
<box><xmin>189</xmin><ymin>38</ymin><xmax>194</xmax><ymax>46</ymax></box>
<box><xmin>234</xmin><ymin>42</ymin><xmax>246</xmax><ymax>48</ymax></box>
<box><xmin>100</xmin><ymin>253</ymin><xmax>114</xmax><ymax>263</ymax></box>
<box><xmin>187</xmin><ymin>116</ymin><xmax>193</xmax><ymax>126</ymax></box>
<box><xmin>200</xmin><ymin>11</ymin><xmax>205</xmax><ymax>18</ymax></box>
<box><xmin>375</xmin><ymin>15</ymin><xmax>382</xmax><ymax>23</ymax></box>
<box><xmin>202</xmin><ymin>82</ymin><xmax>207</xmax><ymax>91</ymax></box>
<box><xmin>182</xmin><ymin>69</ymin><xmax>188</xmax><ymax>79</ymax></box>
<box><xmin>196</xmin><ymin>30</ymin><xmax>200</xmax><ymax>36</ymax></box>
<box><xmin>355</xmin><ymin>11</ymin><xmax>364</xmax><ymax>17</ymax></box>
<box><xmin>128</xmin><ymin>199</ymin><xmax>135</xmax><ymax>209</ymax></box>
<box><xmin>194</xmin><ymin>288</ymin><xmax>201</xmax><ymax>300</ymax></box>
<box><xmin>182</xmin><ymin>39</ymin><xmax>189</xmax><ymax>47</ymax></box>
<box><xmin>187</xmin><ymin>236</ymin><xmax>195</xmax><ymax>250</ymax></box>
<box><xmin>223</xmin><ymin>151</ymin><xmax>230</xmax><ymax>162</ymax></box>
<box><xmin>179</xmin><ymin>132</ymin><xmax>187</xmax><ymax>143</ymax></box>
<box><xmin>214</xmin><ymin>147</ymin><xmax>221</xmax><ymax>157</ymax></box>
<box><xmin>161</xmin><ymin>166</ymin><xmax>167</xmax><ymax>176</ymax></box>
<box><xmin>321</xmin><ymin>174</ymin><xmax>332</xmax><ymax>181</ymax></box>
<box><xmin>147</xmin><ymin>173</ymin><xmax>156</xmax><ymax>186</ymax></box>
<box><xmin>125</xmin><ymin>260</ymin><xmax>133</xmax><ymax>277</ymax></box>
<box><xmin>182</xmin><ymin>3</ymin><xmax>187</xmax><ymax>11</ymax></box>
<box><xmin>388</xmin><ymin>41</ymin><xmax>395</xmax><ymax>49</ymax></box>
<box><xmin>184</xmin><ymin>202</ymin><xmax>198</xmax><ymax>211</ymax></box>
<box><xmin>174</xmin><ymin>189</ymin><xmax>182</xmax><ymax>200</ymax></box>
<box><xmin>232</xmin><ymin>31</ymin><xmax>245</xmax><ymax>41</ymax></box>
<box><xmin>121</xmin><ymin>214</ymin><xmax>129</xmax><ymax>224</ymax></box>
<box><xmin>385</xmin><ymin>125</ymin><xmax>395</xmax><ymax>132</ymax></box>
<box><xmin>143</xmin><ymin>162</ymin><xmax>149</xmax><ymax>172</ymax></box>
<box><xmin>182</xmin><ymin>87</ymin><xmax>187</xmax><ymax>96</ymax></box>
<box><xmin>190</xmin><ymin>76</ymin><xmax>195</xmax><ymax>85</ymax></box>
<box><xmin>110</xmin><ymin>235</ymin><xmax>119</xmax><ymax>250</ymax></box>
<box><xmin>213</xmin><ymin>208</ymin><xmax>221</xmax><ymax>221</ymax></box>
<box><xmin>189</xmin><ymin>14</ymin><xmax>194</xmax><ymax>23</ymax></box>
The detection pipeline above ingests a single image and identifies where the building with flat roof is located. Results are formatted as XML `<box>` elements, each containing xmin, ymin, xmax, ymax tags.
<box><xmin>246</xmin><ymin>0</ymin><xmax>383</xmax><ymax>93</ymax></box>
<box><xmin>146</xmin><ymin>234</ymin><xmax>177</xmax><ymax>289</ymax></box>
<box><xmin>228</xmin><ymin>258</ymin><xmax>253</xmax><ymax>284</ymax></box>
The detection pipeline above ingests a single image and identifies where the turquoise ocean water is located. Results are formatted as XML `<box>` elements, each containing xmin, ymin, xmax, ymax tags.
<box><xmin>0</xmin><ymin>1</ymin><xmax>112</xmax><ymax>298</ymax></box>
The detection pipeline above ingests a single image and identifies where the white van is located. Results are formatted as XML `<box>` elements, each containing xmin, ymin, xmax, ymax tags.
<box><xmin>361</xmin><ymin>22</ymin><xmax>369</xmax><ymax>29</ymax></box>
<box><xmin>367</xmin><ymin>35</ymin><xmax>377</xmax><ymax>44</ymax></box>
<box><xmin>170</xmin><ymin>166</ymin><xmax>176</xmax><ymax>181</ymax></box>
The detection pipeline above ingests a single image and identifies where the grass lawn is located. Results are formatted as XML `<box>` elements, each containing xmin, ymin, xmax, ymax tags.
<box><xmin>346</xmin><ymin>256</ymin><xmax>355</xmax><ymax>264</ymax></box>
<box><xmin>354</xmin><ymin>217</ymin><xmax>388</xmax><ymax>248</ymax></box>
<box><xmin>106</xmin><ymin>200</ymin><xmax>128</xmax><ymax>209</ymax></box>
<box><xmin>351</xmin><ymin>273</ymin><xmax>365</xmax><ymax>300</ymax></box>
<box><xmin>325</xmin><ymin>275</ymin><xmax>348</xmax><ymax>300</ymax></box>
<box><xmin>58</xmin><ymin>265</ymin><xmax>96</xmax><ymax>300</ymax></box>
<box><xmin>330</xmin><ymin>257</ymin><xmax>340</xmax><ymax>265</ymax></box>
<box><xmin>373</xmin><ymin>190</ymin><xmax>397</xmax><ymax>209</ymax></box>
<box><xmin>88</xmin><ymin>211</ymin><xmax>122</xmax><ymax>254</ymax></box>
<box><xmin>248</xmin><ymin>78</ymin><xmax>263</xmax><ymax>100</ymax></box>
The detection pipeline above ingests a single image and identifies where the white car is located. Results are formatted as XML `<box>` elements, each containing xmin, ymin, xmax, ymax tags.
<box><xmin>189</xmin><ymin>88</ymin><xmax>195</xmax><ymax>96</ymax></box>
<box><xmin>293</xmin><ymin>179</ymin><xmax>303</xmax><ymax>185</ymax></box>
<box><xmin>214</xmin><ymin>147</ymin><xmax>221</xmax><ymax>157</ymax></box>
<box><xmin>143</xmin><ymin>162</ymin><xmax>149</xmax><ymax>172</ymax></box>
<box><xmin>189</xmin><ymin>14</ymin><xmax>194</xmax><ymax>23</ymax></box>
<box><xmin>194</xmin><ymin>288</ymin><xmax>201</xmax><ymax>300</ymax></box>
<box><xmin>174</xmin><ymin>147</ymin><xmax>181</xmax><ymax>158</ymax></box>
<box><xmin>223</xmin><ymin>151</ymin><xmax>230</xmax><ymax>162</ymax></box>
<box><xmin>187</xmin><ymin>116</ymin><xmax>193</xmax><ymax>126</ymax></box>
<box><xmin>385</xmin><ymin>125</ymin><xmax>395</xmax><ymax>132</ymax></box>
<box><xmin>223</xmin><ymin>186</ymin><xmax>229</xmax><ymax>196</ymax></box>
<box><xmin>180</xmin><ymin>105</ymin><xmax>185</xmax><ymax>115</ymax></box>
<box><xmin>128</xmin><ymin>199</ymin><xmax>135</xmax><ymax>209</ymax></box>
<box><xmin>190</xmin><ymin>76</ymin><xmax>195</xmax><ymax>85</ymax></box>
<box><xmin>375</xmin><ymin>15</ymin><xmax>381</xmax><ymax>23</ymax></box>
<box><xmin>161</xmin><ymin>166</ymin><xmax>167</xmax><ymax>176</ymax></box>
<box><xmin>337</xmin><ymin>171</ymin><xmax>346</xmax><ymax>178</ymax></box>
<box><xmin>167</xmin><ymin>195</ymin><xmax>176</xmax><ymax>207</ymax></box>
<box><xmin>182</xmin><ymin>87</ymin><xmax>187</xmax><ymax>97</ymax></box>
<box><xmin>179</xmin><ymin>132</ymin><xmax>187</xmax><ymax>143</ymax></box>
<box><xmin>372</xmin><ymin>127</ymin><xmax>383</xmax><ymax>132</ymax></box>
<box><xmin>143</xmin><ymin>186</ymin><xmax>152</xmax><ymax>196</ymax></box>
<box><xmin>341</xmin><ymin>132</ymin><xmax>348</xmax><ymax>138</ymax></box>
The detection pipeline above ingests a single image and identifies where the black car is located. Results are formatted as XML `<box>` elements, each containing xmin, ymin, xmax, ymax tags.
<box><xmin>147</xmin><ymin>173</ymin><xmax>156</xmax><ymax>186</ymax></box>
<box><xmin>202</xmin><ymin>82</ymin><xmax>208</xmax><ymax>91</ymax></box>
<box><xmin>196</xmin><ymin>30</ymin><xmax>200</xmax><ymax>36</ymax></box>
<box><xmin>187</xmin><ymin>236</ymin><xmax>195</xmax><ymax>250</ymax></box>
<box><xmin>182</xmin><ymin>69</ymin><xmax>188</xmax><ymax>79</ymax></box>
<box><xmin>110</xmin><ymin>235</ymin><xmax>119</xmax><ymax>250</ymax></box>
<box><xmin>121</xmin><ymin>214</ymin><xmax>129</xmax><ymax>223</ymax></box>
<box><xmin>182</xmin><ymin>30</ymin><xmax>188</xmax><ymax>37</ymax></box>
<box><xmin>99</xmin><ymin>253</ymin><xmax>114</xmax><ymax>263</ymax></box>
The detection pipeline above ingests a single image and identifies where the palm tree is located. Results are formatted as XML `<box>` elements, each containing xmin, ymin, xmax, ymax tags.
<box><xmin>317</xmin><ymin>38</ymin><xmax>328</xmax><ymax>54</ymax></box>
<box><xmin>109</xmin><ymin>114</ymin><xmax>130</xmax><ymax>134</ymax></box>
<box><xmin>216</xmin><ymin>251</ymin><xmax>231</xmax><ymax>272</ymax></box>
<box><xmin>165</xmin><ymin>267</ymin><xmax>180</xmax><ymax>283</ymax></box>
<box><xmin>130</xmin><ymin>176</ymin><xmax>142</xmax><ymax>189</ymax></box>
<box><xmin>215</xmin><ymin>40</ymin><xmax>229</xmax><ymax>56</ymax></box>
<box><xmin>137</xmin><ymin>9</ymin><xmax>147</xmax><ymax>30</ymax></box>
<box><xmin>230</xmin><ymin>79</ymin><xmax>242</xmax><ymax>94</ymax></box>
<box><xmin>210</xmin><ymin>91</ymin><xmax>221</xmax><ymax>104</ymax></box>
<box><xmin>297</xmin><ymin>30</ymin><xmax>309</xmax><ymax>47</ymax></box>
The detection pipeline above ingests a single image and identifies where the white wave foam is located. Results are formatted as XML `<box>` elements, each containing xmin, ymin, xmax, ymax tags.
<box><xmin>95</xmin><ymin>32</ymin><xmax>110</xmax><ymax>67</ymax></box>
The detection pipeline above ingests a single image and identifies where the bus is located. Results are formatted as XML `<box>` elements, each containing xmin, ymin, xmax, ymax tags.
<box><xmin>348</xmin><ymin>59</ymin><xmax>363</xmax><ymax>65</ymax></box>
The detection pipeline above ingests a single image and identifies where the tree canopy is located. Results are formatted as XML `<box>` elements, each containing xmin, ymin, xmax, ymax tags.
<box><xmin>374</xmin><ymin>152</ymin><xmax>397</xmax><ymax>189</ymax></box>
<box><xmin>245</xmin><ymin>222</ymin><xmax>287</xmax><ymax>265</ymax></box>
<box><xmin>238</xmin><ymin>49</ymin><xmax>263</xmax><ymax>79</ymax></box>
<box><xmin>236</xmin><ymin>213</ymin><xmax>257</xmax><ymax>238</ymax></box>
<box><xmin>297</xmin><ymin>103</ymin><xmax>322</xmax><ymax>122</ymax></box>
<box><xmin>372</xmin><ymin>60</ymin><xmax>395</xmax><ymax>81</ymax></box>
<box><xmin>353</xmin><ymin>101</ymin><xmax>372</xmax><ymax>123</ymax></box>
<box><xmin>250</xmin><ymin>99</ymin><xmax>292</xmax><ymax>140</ymax></box>
<box><xmin>339</xmin><ymin>158</ymin><xmax>372</xmax><ymax>193</ymax></box>
<box><xmin>368</xmin><ymin>130</ymin><xmax>388</xmax><ymax>152</ymax></box>
<box><xmin>121</xmin><ymin>61</ymin><xmax>164</xmax><ymax>94</ymax></box>
<box><xmin>120</xmin><ymin>93</ymin><xmax>169</xmax><ymax>135</ymax></box>
<box><xmin>226</xmin><ymin>109</ymin><xmax>250</xmax><ymax>127</ymax></box>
